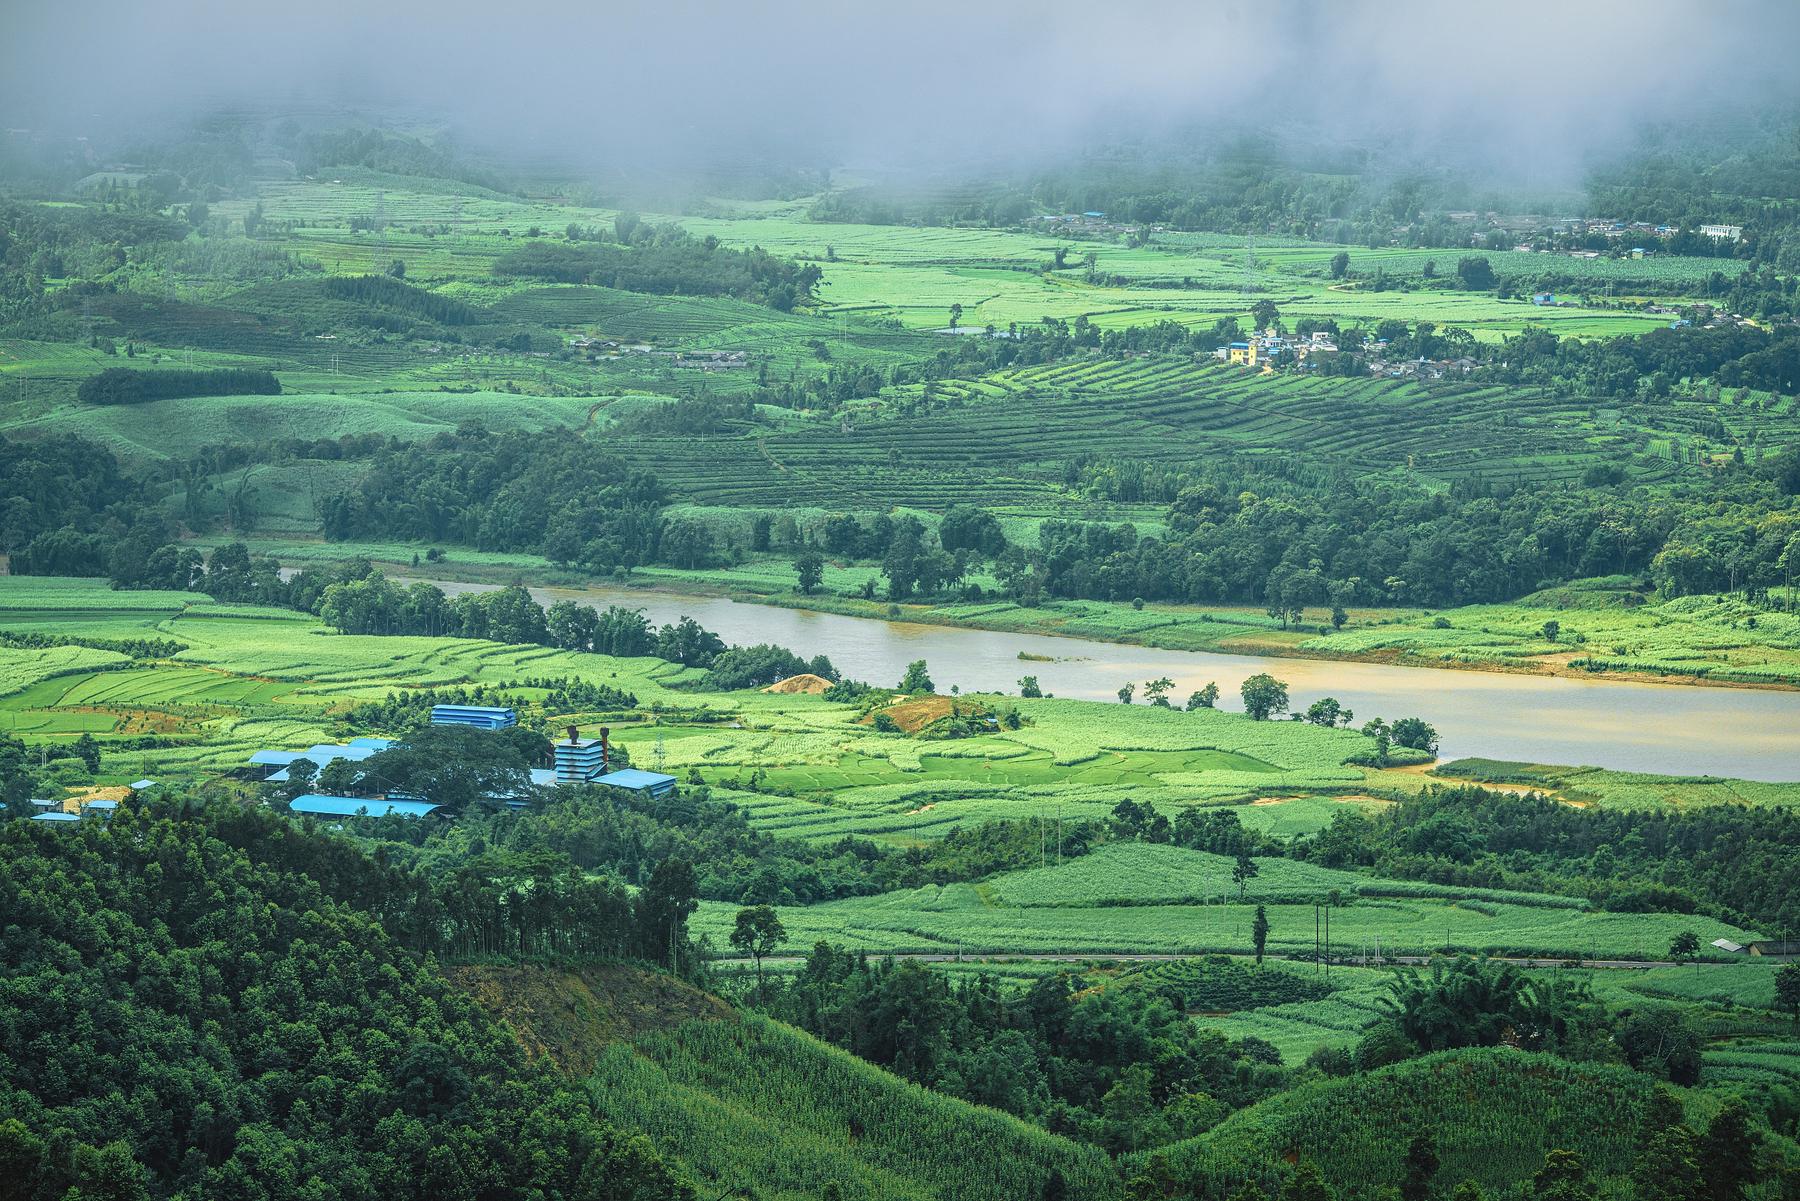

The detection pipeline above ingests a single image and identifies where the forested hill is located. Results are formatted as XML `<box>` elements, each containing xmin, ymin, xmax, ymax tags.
<box><xmin>0</xmin><ymin>804</ymin><xmax>691</xmax><ymax>1201</ymax></box>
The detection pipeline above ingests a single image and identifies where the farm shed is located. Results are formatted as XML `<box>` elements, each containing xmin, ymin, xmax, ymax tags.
<box><xmin>429</xmin><ymin>704</ymin><xmax>518</xmax><ymax>730</ymax></box>
<box><xmin>288</xmin><ymin>795</ymin><xmax>443</xmax><ymax>819</ymax></box>
<box><xmin>1711</xmin><ymin>938</ymin><xmax>1746</xmax><ymax>953</ymax></box>
<box><xmin>594</xmin><ymin>768</ymin><xmax>678</xmax><ymax>799</ymax></box>
<box><xmin>31</xmin><ymin>812</ymin><xmax>82</xmax><ymax>823</ymax></box>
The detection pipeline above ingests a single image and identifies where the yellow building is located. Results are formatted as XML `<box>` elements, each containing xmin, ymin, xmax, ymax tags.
<box><xmin>1226</xmin><ymin>341</ymin><xmax>1258</xmax><ymax>367</ymax></box>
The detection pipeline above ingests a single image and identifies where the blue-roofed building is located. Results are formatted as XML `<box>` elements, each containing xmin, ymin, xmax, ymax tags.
<box><xmin>554</xmin><ymin>730</ymin><xmax>609</xmax><ymax>783</ymax></box>
<box><xmin>246</xmin><ymin>740</ymin><xmax>393</xmax><ymax>780</ymax></box>
<box><xmin>289</xmin><ymin>794</ymin><xmax>443</xmax><ymax>819</ymax></box>
<box><xmin>82</xmin><ymin>799</ymin><xmax>119</xmax><ymax>813</ymax></box>
<box><xmin>594</xmin><ymin>768</ymin><xmax>678</xmax><ymax>799</ymax></box>
<box><xmin>33</xmin><ymin>811</ymin><xmax>82</xmax><ymax>823</ymax></box>
<box><xmin>431</xmin><ymin>705</ymin><xmax>517</xmax><ymax>730</ymax></box>
<box><xmin>27</xmin><ymin>797</ymin><xmax>58</xmax><ymax>809</ymax></box>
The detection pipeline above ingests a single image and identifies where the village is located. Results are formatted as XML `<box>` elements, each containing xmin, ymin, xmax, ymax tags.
<box><xmin>11</xmin><ymin>705</ymin><xmax>678</xmax><ymax>826</ymax></box>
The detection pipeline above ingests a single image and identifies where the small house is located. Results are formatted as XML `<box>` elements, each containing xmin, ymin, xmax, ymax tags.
<box><xmin>1226</xmin><ymin>341</ymin><xmax>1259</xmax><ymax>367</ymax></box>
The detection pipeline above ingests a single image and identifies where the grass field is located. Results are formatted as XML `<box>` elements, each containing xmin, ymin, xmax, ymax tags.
<box><xmin>688</xmin><ymin>838</ymin><xmax>1759</xmax><ymax>961</ymax></box>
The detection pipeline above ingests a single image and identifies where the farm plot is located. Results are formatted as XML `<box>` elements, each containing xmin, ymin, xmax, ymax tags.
<box><xmin>689</xmin><ymin>888</ymin><xmax>1754</xmax><ymax>960</ymax></box>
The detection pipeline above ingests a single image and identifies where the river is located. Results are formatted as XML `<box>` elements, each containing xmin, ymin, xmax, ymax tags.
<box><xmin>407</xmin><ymin>578</ymin><xmax>1800</xmax><ymax>782</ymax></box>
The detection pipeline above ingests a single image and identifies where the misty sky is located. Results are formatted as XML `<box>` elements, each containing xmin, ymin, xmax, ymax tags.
<box><xmin>7</xmin><ymin>0</ymin><xmax>1800</xmax><ymax>180</ymax></box>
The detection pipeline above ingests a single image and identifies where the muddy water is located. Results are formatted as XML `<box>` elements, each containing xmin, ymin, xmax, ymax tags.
<box><xmin>409</xmin><ymin>578</ymin><xmax>1800</xmax><ymax>782</ymax></box>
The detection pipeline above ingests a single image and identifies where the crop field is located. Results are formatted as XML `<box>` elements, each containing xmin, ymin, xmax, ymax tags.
<box><xmin>16</xmin><ymin>388</ymin><xmax>599</xmax><ymax>460</ymax></box>
<box><xmin>0</xmin><ymin>578</ymin><xmax>1389</xmax><ymax>804</ymax></box>
<box><xmin>588</xmin><ymin>1013</ymin><xmax>1118</xmax><ymax>1201</ymax></box>
<box><xmin>201</xmin><ymin>178</ymin><xmax>1675</xmax><ymax>347</ymax></box>
<box><xmin>599</xmin><ymin>356</ymin><xmax>1723</xmax><ymax>511</ymax></box>
<box><xmin>1319</xmin><ymin>589</ymin><xmax>1800</xmax><ymax>686</ymax></box>
<box><xmin>1151</xmin><ymin>1050</ymin><xmax>1661</xmax><ymax>1200</ymax></box>
<box><xmin>689</xmin><ymin>875</ymin><xmax>1755</xmax><ymax>960</ymax></box>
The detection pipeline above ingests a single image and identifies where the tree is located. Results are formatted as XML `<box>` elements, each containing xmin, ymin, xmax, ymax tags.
<box><xmin>1361</xmin><ymin>717</ymin><xmax>1393</xmax><ymax>765</ymax></box>
<box><xmin>73</xmin><ymin>732</ymin><xmax>101</xmax><ymax>773</ymax></box>
<box><xmin>898</xmin><ymin>660</ymin><xmax>934</xmax><ymax>693</ymax></box>
<box><xmin>545</xmin><ymin>600</ymin><xmax>598</xmax><ymax>652</ymax></box>
<box><xmin>1401</xmin><ymin>1133</ymin><xmax>1439</xmax><ymax>1201</ymax></box>
<box><xmin>1252</xmin><ymin>905</ymin><xmax>1269</xmax><ymax>965</ymax></box>
<box><xmin>1670</xmin><ymin>930</ymin><xmax>1701</xmax><ymax>965</ymax></box>
<box><xmin>1456</xmin><ymin>256</ymin><xmax>1497</xmax><ymax>291</ymax></box>
<box><xmin>1531</xmin><ymin>1149</ymin><xmax>1594</xmax><ymax>1201</ymax></box>
<box><xmin>636</xmin><ymin>857</ymin><xmax>699</xmax><ymax>972</ymax></box>
<box><xmin>1776</xmin><ymin>962</ymin><xmax>1800</xmax><ymax>1026</ymax></box>
<box><xmin>1283</xmin><ymin>1162</ymin><xmax>1333</xmax><ymax>1201</ymax></box>
<box><xmin>1390</xmin><ymin>718</ymin><xmax>1439</xmax><ymax>754</ymax></box>
<box><xmin>1117</xmin><ymin>682</ymin><xmax>1135</xmax><ymax>705</ymax></box>
<box><xmin>1240</xmin><ymin>674</ymin><xmax>1289</xmax><ymax>721</ymax></box>
<box><xmin>1018</xmin><ymin>675</ymin><xmax>1043</xmax><ymax>698</ymax></box>
<box><xmin>1699</xmin><ymin>1099</ymin><xmax>1760</xmax><ymax>1201</ymax></box>
<box><xmin>1233</xmin><ymin>853</ymin><xmax>1259</xmax><ymax>900</ymax></box>
<box><xmin>794</xmin><ymin>550</ymin><xmax>824</xmax><ymax>595</ymax></box>
<box><xmin>1251</xmin><ymin>299</ymin><xmax>1280</xmax><ymax>331</ymax></box>
<box><xmin>1328</xmin><ymin>251</ymin><xmax>1350</xmax><ymax>280</ymax></box>
<box><xmin>948</xmin><ymin>303</ymin><xmax>962</xmax><ymax>333</ymax></box>
<box><xmin>1619</xmin><ymin>1007</ymin><xmax>1703</xmax><ymax>1084</ymax></box>
<box><xmin>1330</xmin><ymin>605</ymin><xmax>1347</xmax><ymax>630</ymax></box>
<box><xmin>1187</xmin><ymin>682</ymin><xmax>1220</xmax><ymax>710</ymax></box>
<box><xmin>1541</xmin><ymin>619</ymin><xmax>1561</xmax><ymax>642</ymax></box>
<box><xmin>1143</xmin><ymin>677</ymin><xmax>1174</xmax><ymax>707</ymax></box>
<box><xmin>1304</xmin><ymin>698</ymin><xmax>1350</xmax><ymax>727</ymax></box>
<box><xmin>1633</xmin><ymin>1127</ymin><xmax>1702</xmax><ymax>1201</ymax></box>
<box><xmin>729</xmin><ymin>905</ymin><xmax>786</xmax><ymax>998</ymax></box>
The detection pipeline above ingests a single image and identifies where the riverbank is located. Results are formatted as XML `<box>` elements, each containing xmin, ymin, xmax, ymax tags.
<box><xmin>209</xmin><ymin>537</ymin><xmax>1800</xmax><ymax>694</ymax></box>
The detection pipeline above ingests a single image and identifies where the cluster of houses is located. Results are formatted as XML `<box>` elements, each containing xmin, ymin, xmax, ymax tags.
<box><xmin>17</xmin><ymin>708</ymin><xmax>682</xmax><ymax>830</ymax></box>
<box><xmin>245</xmin><ymin>705</ymin><xmax>677</xmax><ymax>821</ymax></box>
<box><xmin>1449</xmin><ymin>211</ymin><xmax>1743</xmax><ymax>245</ymax></box>
<box><xmin>9</xmin><ymin>780</ymin><xmax>161</xmax><ymax>824</ymax></box>
<box><xmin>1215</xmin><ymin>329</ymin><xmax>1341</xmax><ymax>369</ymax></box>
<box><xmin>1213</xmin><ymin>328</ymin><xmax>1477</xmax><ymax>381</ymax></box>
<box><xmin>567</xmin><ymin>336</ymin><xmax>751</xmax><ymax>370</ymax></box>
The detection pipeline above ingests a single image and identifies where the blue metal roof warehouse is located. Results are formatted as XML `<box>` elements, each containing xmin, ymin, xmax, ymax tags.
<box><xmin>430</xmin><ymin>705</ymin><xmax>517</xmax><ymax>730</ymax></box>
<box><xmin>594</xmin><ymin>768</ymin><xmax>678</xmax><ymax>798</ymax></box>
<box><xmin>289</xmin><ymin>794</ymin><xmax>443</xmax><ymax>819</ymax></box>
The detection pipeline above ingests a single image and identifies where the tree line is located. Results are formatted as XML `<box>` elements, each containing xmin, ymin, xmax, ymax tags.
<box><xmin>76</xmin><ymin>366</ymin><xmax>281</xmax><ymax>405</ymax></box>
<box><xmin>492</xmin><ymin>218</ymin><xmax>821</xmax><ymax>311</ymax></box>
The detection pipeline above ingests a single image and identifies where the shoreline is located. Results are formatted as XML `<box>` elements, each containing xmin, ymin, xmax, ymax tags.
<box><xmin>289</xmin><ymin>545</ymin><xmax>1800</xmax><ymax>696</ymax></box>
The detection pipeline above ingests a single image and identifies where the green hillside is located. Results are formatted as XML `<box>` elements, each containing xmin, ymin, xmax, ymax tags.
<box><xmin>1145</xmin><ymin>1050</ymin><xmax>1657</xmax><ymax>1199</ymax></box>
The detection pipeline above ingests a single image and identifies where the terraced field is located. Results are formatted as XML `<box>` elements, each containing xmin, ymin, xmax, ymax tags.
<box><xmin>606</xmin><ymin>355</ymin><xmax>1736</xmax><ymax>507</ymax></box>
